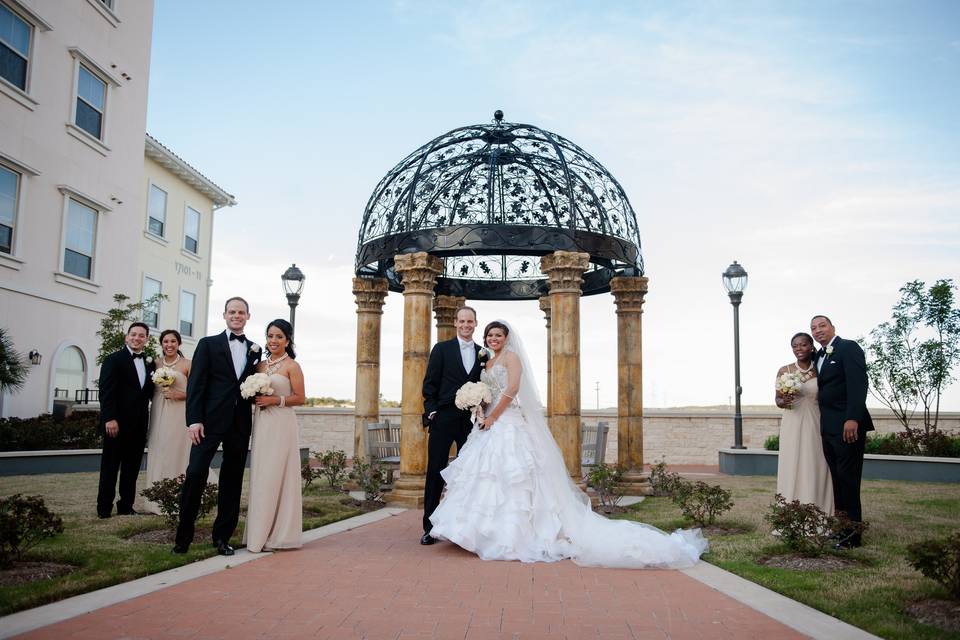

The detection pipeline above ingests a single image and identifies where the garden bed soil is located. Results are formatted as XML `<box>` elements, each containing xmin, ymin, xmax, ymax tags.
<box><xmin>594</xmin><ymin>504</ymin><xmax>631</xmax><ymax>515</ymax></box>
<box><xmin>334</xmin><ymin>497</ymin><xmax>384</xmax><ymax>512</ymax></box>
<box><xmin>0</xmin><ymin>561</ymin><xmax>76</xmax><ymax>587</ymax></box>
<box><xmin>905</xmin><ymin>599</ymin><xmax>960</xmax><ymax>634</ymax></box>
<box><xmin>758</xmin><ymin>554</ymin><xmax>859</xmax><ymax>571</ymax></box>
<box><xmin>701</xmin><ymin>524</ymin><xmax>749</xmax><ymax>536</ymax></box>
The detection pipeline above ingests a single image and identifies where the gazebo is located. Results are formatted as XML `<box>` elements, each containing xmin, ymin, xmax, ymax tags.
<box><xmin>352</xmin><ymin>111</ymin><xmax>650</xmax><ymax>506</ymax></box>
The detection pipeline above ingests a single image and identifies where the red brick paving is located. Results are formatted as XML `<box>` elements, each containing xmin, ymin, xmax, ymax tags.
<box><xmin>16</xmin><ymin>510</ymin><xmax>808</xmax><ymax>639</ymax></box>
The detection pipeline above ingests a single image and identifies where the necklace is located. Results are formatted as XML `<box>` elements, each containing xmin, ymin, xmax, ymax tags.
<box><xmin>794</xmin><ymin>361</ymin><xmax>812</xmax><ymax>373</ymax></box>
<box><xmin>162</xmin><ymin>354</ymin><xmax>181</xmax><ymax>367</ymax></box>
<box><xmin>264</xmin><ymin>353</ymin><xmax>288</xmax><ymax>374</ymax></box>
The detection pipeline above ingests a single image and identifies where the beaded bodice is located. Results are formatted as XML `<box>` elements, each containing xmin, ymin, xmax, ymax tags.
<box><xmin>481</xmin><ymin>363</ymin><xmax>519</xmax><ymax>409</ymax></box>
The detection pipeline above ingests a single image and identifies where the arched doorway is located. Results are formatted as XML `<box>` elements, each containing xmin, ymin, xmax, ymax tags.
<box><xmin>53</xmin><ymin>346</ymin><xmax>86</xmax><ymax>403</ymax></box>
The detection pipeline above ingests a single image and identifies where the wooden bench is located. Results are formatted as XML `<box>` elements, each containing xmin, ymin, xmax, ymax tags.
<box><xmin>366</xmin><ymin>419</ymin><xmax>400</xmax><ymax>483</ymax></box>
<box><xmin>581</xmin><ymin>421</ymin><xmax>610</xmax><ymax>470</ymax></box>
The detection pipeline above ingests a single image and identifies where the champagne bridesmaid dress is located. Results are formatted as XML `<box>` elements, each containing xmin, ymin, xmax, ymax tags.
<box><xmin>143</xmin><ymin>368</ymin><xmax>190</xmax><ymax>515</ymax></box>
<box><xmin>244</xmin><ymin>373</ymin><xmax>302</xmax><ymax>552</ymax></box>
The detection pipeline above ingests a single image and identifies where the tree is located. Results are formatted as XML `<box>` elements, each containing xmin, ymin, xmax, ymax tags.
<box><xmin>862</xmin><ymin>279</ymin><xmax>960</xmax><ymax>451</ymax></box>
<box><xmin>0</xmin><ymin>328</ymin><xmax>29</xmax><ymax>394</ymax></box>
<box><xmin>96</xmin><ymin>293</ymin><xmax>167</xmax><ymax>366</ymax></box>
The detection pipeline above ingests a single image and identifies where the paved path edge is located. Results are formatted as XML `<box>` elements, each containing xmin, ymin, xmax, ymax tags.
<box><xmin>0</xmin><ymin>507</ymin><xmax>406</xmax><ymax>639</ymax></box>
<box><xmin>681</xmin><ymin>561</ymin><xmax>882</xmax><ymax>640</ymax></box>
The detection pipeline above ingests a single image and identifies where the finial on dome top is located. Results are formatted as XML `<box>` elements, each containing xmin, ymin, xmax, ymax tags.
<box><xmin>493</xmin><ymin>110</ymin><xmax>504</xmax><ymax>124</ymax></box>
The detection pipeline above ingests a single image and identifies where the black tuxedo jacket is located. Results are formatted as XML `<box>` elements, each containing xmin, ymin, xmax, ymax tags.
<box><xmin>185</xmin><ymin>332</ymin><xmax>260</xmax><ymax>434</ymax></box>
<box><xmin>98</xmin><ymin>348</ymin><xmax>154</xmax><ymax>434</ymax></box>
<box><xmin>816</xmin><ymin>336</ymin><xmax>874</xmax><ymax>436</ymax></box>
<box><xmin>422</xmin><ymin>338</ymin><xmax>483</xmax><ymax>426</ymax></box>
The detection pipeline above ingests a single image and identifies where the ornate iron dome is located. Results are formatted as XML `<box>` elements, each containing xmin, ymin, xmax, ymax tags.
<box><xmin>355</xmin><ymin>110</ymin><xmax>643</xmax><ymax>300</ymax></box>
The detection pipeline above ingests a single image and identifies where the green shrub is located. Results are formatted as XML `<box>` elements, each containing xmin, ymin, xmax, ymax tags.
<box><xmin>314</xmin><ymin>449</ymin><xmax>348</xmax><ymax>491</ymax></box>
<box><xmin>764</xmin><ymin>494</ymin><xmax>866</xmax><ymax>557</ymax></box>
<box><xmin>764</xmin><ymin>435</ymin><xmax>780</xmax><ymax>451</ymax></box>
<box><xmin>301</xmin><ymin>460</ymin><xmax>317</xmax><ymax>489</ymax></box>
<box><xmin>140</xmin><ymin>474</ymin><xmax>218</xmax><ymax>531</ymax></box>
<box><xmin>906</xmin><ymin>532</ymin><xmax>960</xmax><ymax>599</ymax></box>
<box><xmin>585</xmin><ymin>463</ymin><xmax>625</xmax><ymax>508</ymax></box>
<box><xmin>0</xmin><ymin>494</ymin><xmax>64</xmax><ymax>568</ymax></box>
<box><xmin>0</xmin><ymin>412</ymin><xmax>101</xmax><ymax>451</ymax></box>
<box><xmin>671</xmin><ymin>480</ymin><xmax>733</xmax><ymax>526</ymax></box>
<box><xmin>648</xmin><ymin>460</ymin><xmax>684</xmax><ymax>497</ymax></box>
<box><xmin>349</xmin><ymin>457</ymin><xmax>385</xmax><ymax>503</ymax></box>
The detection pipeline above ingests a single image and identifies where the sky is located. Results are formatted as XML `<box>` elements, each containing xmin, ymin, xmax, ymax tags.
<box><xmin>146</xmin><ymin>1</ymin><xmax>960</xmax><ymax>410</ymax></box>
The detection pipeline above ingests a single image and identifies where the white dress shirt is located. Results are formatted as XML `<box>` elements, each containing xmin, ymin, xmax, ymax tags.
<box><xmin>817</xmin><ymin>336</ymin><xmax>837</xmax><ymax>373</ymax></box>
<box><xmin>127</xmin><ymin>346</ymin><xmax>146</xmax><ymax>387</ymax></box>
<box><xmin>458</xmin><ymin>338</ymin><xmax>476</xmax><ymax>373</ymax></box>
<box><xmin>226</xmin><ymin>330</ymin><xmax>247</xmax><ymax>378</ymax></box>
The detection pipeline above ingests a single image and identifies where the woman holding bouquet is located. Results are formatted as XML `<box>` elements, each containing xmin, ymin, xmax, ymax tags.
<box><xmin>428</xmin><ymin>320</ymin><xmax>707</xmax><ymax>568</ymax></box>
<box><xmin>774</xmin><ymin>332</ymin><xmax>833</xmax><ymax>513</ymax></box>
<box><xmin>143</xmin><ymin>330</ymin><xmax>195</xmax><ymax>515</ymax></box>
<box><xmin>244</xmin><ymin>319</ymin><xmax>304</xmax><ymax>553</ymax></box>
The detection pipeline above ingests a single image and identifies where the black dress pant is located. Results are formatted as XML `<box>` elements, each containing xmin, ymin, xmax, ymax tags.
<box><xmin>97</xmin><ymin>426</ymin><xmax>147</xmax><ymax>516</ymax></box>
<box><xmin>175</xmin><ymin>424</ymin><xmax>249</xmax><ymax>547</ymax></box>
<box><xmin>821</xmin><ymin>431</ymin><xmax>866</xmax><ymax>529</ymax></box>
<box><xmin>422</xmin><ymin>412</ymin><xmax>471</xmax><ymax>533</ymax></box>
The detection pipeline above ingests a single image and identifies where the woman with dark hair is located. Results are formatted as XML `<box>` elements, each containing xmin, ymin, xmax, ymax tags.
<box><xmin>144</xmin><ymin>329</ymin><xmax>204</xmax><ymax>514</ymax></box>
<box><xmin>775</xmin><ymin>332</ymin><xmax>833</xmax><ymax>513</ymax></box>
<box><xmin>244</xmin><ymin>319</ymin><xmax>305</xmax><ymax>552</ymax></box>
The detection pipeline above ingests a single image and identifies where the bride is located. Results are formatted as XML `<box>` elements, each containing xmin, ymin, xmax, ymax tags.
<box><xmin>428</xmin><ymin>320</ymin><xmax>708</xmax><ymax>568</ymax></box>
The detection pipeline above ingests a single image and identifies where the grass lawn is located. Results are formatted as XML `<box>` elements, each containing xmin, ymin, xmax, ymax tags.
<box><xmin>619</xmin><ymin>474</ymin><xmax>960</xmax><ymax>640</ymax></box>
<box><xmin>0</xmin><ymin>472</ymin><xmax>363</xmax><ymax>616</ymax></box>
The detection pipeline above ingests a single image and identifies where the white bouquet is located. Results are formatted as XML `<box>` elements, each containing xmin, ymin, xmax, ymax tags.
<box><xmin>455</xmin><ymin>381</ymin><xmax>493</xmax><ymax>426</ymax></box>
<box><xmin>240</xmin><ymin>372</ymin><xmax>274</xmax><ymax>399</ymax></box>
<box><xmin>775</xmin><ymin>371</ymin><xmax>804</xmax><ymax>409</ymax></box>
<box><xmin>151</xmin><ymin>367</ymin><xmax>176</xmax><ymax>388</ymax></box>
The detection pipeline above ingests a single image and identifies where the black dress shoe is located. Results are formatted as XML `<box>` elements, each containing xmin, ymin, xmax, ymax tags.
<box><xmin>833</xmin><ymin>534</ymin><xmax>862</xmax><ymax>550</ymax></box>
<box><xmin>97</xmin><ymin>512</ymin><xmax>112</xmax><ymax>519</ymax></box>
<box><xmin>213</xmin><ymin>540</ymin><xmax>235</xmax><ymax>556</ymax></box>
<box><xmin>171</xmin><ymin>543</ymin><xmax>189</xmax><ymax>554</ymax></box>
<box><xmin>117</xmin><ymin>508</ymin><xmax>139</xmax><ymax>516</ymax></box>
<box><xmin>420</xmin><ymin>533</ymin><xmax>436</xmax><ymax>546</ymax></box>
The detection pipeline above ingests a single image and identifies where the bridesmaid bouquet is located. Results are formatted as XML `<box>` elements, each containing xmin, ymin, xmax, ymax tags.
<box><xmin>775</xmin><ymin>371</ymin><xmax>804</xmax><ymax>409</ymax></box>
<box><xmin>151</xmin><ymin>367</ymin><xmax>176</xmax><ymax>388</ymax></box>
<box><xmin>455</xmin><ymin>381</ymin><xmax>493</xmax><ymax>425</ymax></box>
<box><xmin>240</xmin><ymin>372</ymin><xmax>274</xmax><ymax>399</ymax></box>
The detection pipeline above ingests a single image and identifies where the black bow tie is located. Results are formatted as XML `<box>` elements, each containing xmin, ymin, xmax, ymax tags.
<box><xmin>229</xmin><ymin>333</ymin><xmax>246</xmax><ymax>342</ymax></box>
<box><xmin>817</xmin><ymin>348</ymin><xmax>826</xmax><ymax>359</ymax></box>
<box><xmin>131</xmin><ymin>352</ymin><xmax>145</xmax><ymax>359</ymax></box>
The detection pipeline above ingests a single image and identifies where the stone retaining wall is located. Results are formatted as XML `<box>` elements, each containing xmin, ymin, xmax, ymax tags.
<box><xmin>296</xmin><ymin>408</ymin><xmax>960</xmax><ymax>465</ymax></box>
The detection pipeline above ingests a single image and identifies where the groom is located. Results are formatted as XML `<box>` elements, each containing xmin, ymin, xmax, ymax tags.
<box><xmin>811</xmin><ymin>314</ymin><xmax>873</xmax><ymax>549</ymax></box>
<box><xmin>173</xmin><ymin>297</ymin><xmax>261</xmax><ymax>555</ymax></box>
<box><xmin>420</xmin><ymin>306</ymin><xmax>484</xmax><ymax>545</ymax></box>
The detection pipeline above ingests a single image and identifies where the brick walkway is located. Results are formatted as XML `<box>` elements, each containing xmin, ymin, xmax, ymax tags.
<box><xmin>17</xmin><ymin>510</ymin><xmax>807</xmax><ymax>640</ymax></box>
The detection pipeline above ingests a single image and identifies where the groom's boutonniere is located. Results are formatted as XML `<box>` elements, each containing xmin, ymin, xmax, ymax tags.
<box><xmin>477</xmin><ymin>347</ymin><xmax>493</xmax><ymax>364</ymax></box>
<box><xmin>145</xmin><ymin>356</ymin><xmax>153</xmax><ymax>365</ymax></box>
<box><xmin>249</xmin><ymin>344</ymin><xmax>261</xmax><ymax>357</ymax></box>
<box><xmin>825</xmin><ymin>345</ymin><xmax>834</xmax><ymax>357</ymax></box>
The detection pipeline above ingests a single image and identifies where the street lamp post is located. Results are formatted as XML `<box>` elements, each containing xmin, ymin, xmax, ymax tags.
<box><xmin>722</xmin><ymin>261</ymin><xmax>748</xmax><ymax>449</ymax></box>
<box><xmin>281</xmin><ymin>264</ymin><xmax>305</xmax><ymax>331</ymax></box>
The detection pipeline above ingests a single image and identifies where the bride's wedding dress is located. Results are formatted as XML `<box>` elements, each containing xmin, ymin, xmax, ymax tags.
<box><xmin>429</xmin><ymin>321</ymin><xmax>707</xmax><ymax>569</ymax></box>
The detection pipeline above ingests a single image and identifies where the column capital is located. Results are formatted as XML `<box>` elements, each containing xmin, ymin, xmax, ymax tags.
<box><xmin>394</xmin><ymin>252</ymin><xmax>444</xmax><ymax>295</ymax></box>
<box><xmin>538</xmin><ymin>295</ymin><xmax>552</xmax><ymax>328</ymax></box>
<box><xmin>352</xmin><ymin>277</ymin><xmax>389</xmax><ymax>314</ymax></box>
<box><xmin>610</xmin><ymin>275</ymin><xmax>649</xmax><ymax>314</ymax></box>
<box><xmin>540</xmin><ymin>251</ymin><xmax>590</xmax><ymax>294</ymax></box>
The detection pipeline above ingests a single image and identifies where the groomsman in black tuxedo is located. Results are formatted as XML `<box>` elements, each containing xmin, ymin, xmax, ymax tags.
<box><xmin>812</xmin><ymin>315</ymin><xmax>874</xmax><ymax>549</ymax></box>
<box><xmin>97</xmin><ymin>322</ymin><xmax>154</xmax><ymax>518</ymax></box>
<box><xmin>173</xmin><ymin>297</ymin><xmax>260</xmax><ymax>555</ymax></box>
<box><xmin>420</xmin><ymin>306</ymin><xmax>484</xmax><ymax>545</ymax></box>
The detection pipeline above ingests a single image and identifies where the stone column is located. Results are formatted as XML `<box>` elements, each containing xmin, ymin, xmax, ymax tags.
<box><xmin>540</xmin><ymin>251</ymin><xmax>590</xmax><ymax>482</ymax></box>
<box><xmin>388</xmin><ymin>252</ymin><xmax>444</xmax><ymax>507</ymax></box>
<box><xmin>352</xmin><ymin>277</ymin><xmax>389</xmax><ymax>462</ymax></box>
<box><xmin>610</xmin><ymin>275</ymin><xmax>650</xmax><ymax>495</ymax></box>
<box><xmin>539</xmin><ymin>295</ymin><xmax>552</xmax><ymax>418</ymax></box>
<box><xmin>433</xmin><ymin>295</ymin><xmax>465</xmax><ymax>343</ymax></box>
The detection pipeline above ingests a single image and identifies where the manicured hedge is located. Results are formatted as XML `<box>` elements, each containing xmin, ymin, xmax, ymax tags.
<box><xmin>0</xmin><ymin>413</ymin><xmax>100</xmax><ymax>451</ymax></box>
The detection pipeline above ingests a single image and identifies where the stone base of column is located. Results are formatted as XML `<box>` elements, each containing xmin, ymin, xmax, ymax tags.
<box><xmin>385</xmin><ymin>474</ymin><xmax>425</xmax><ymax>507</ymax></box>
<box><xmin>618</xmin><ymin>470</ymin><xmax>652</xmax><ymax>496</ymax></box>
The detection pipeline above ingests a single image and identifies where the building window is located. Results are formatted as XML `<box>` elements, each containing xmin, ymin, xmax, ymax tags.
<box><xmin>0</xmin><ymin>163</ymin><xmax>18</xmax><ymax>254</ymax></box>
<box><xmin>75</xmin><ymin>64</ymin><xmax>106</xmax><ymax>139</ymax></box>
<box><xmin>184</xmin><ymin>206</ymin><xmax>200</xmax><ymax>254</ymax></box>
<box><xmin>142</xmin><ymin>276</ymin><xmax>161</xmax><ymax>328</ymax></box>
<box><xmin>53</xmin><ymin>346</ymin><xmax>85</xmax><ymax>402</ymax></box>
<box><xmin>0</xmin><ymin>3</ymin><xmax>30</xmax><ymax>91</ymax></box>
<box><xmin>63</xmin><ymin>198</ymin><xmax>97</xmax><ymax>279</ymax></box>
<box><xmin>147</xmin><ymin>184</ymin><xmax>166</xmax><ymax>237</ymax></box>
<box><xmin>179</xmin><ymin>290</ymin><xmax>196</xmax><ymax>337</ymax></box>
<box><xmin>99</xmin><ymin>0</ymin><xmax>114</xmax><ymax>8</ymax></box>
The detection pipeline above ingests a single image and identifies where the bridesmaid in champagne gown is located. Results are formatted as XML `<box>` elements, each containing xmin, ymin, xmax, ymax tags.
<box><xmin>244</xmin><ymin>319</ymin><xmax>304</xmax><ymax>553</ymax></box>
<box><xmin>775</xmin><ymin>332</ymin><xmax>834</xmax><ymax>513</ymax></box>
<box><xmin>143</xmin><ymin>330</ymin><xmax>193</xmax><ymax>515</ymax></box>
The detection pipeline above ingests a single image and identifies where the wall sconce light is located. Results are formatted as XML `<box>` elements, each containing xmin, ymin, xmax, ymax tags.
<box><xmin>28</xmin><ymin>350</ymin><xmax>42</xmax><ymax>366</ymax></box>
